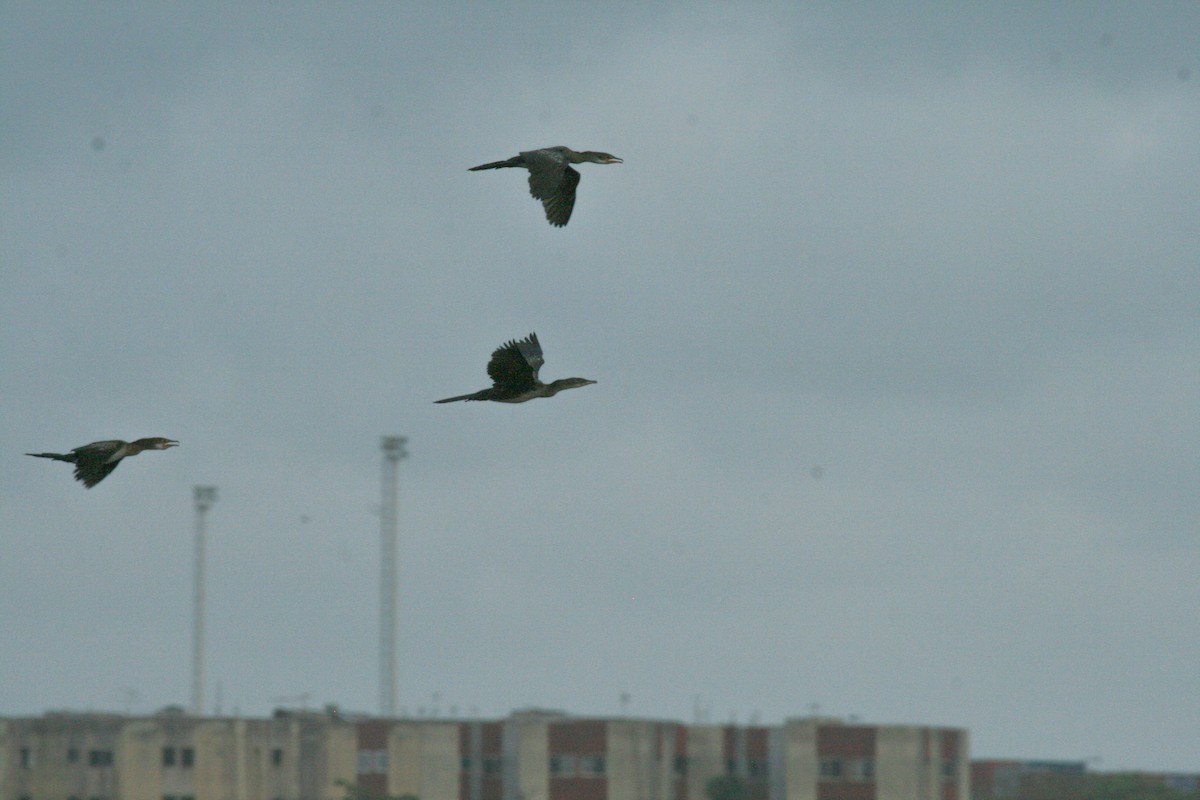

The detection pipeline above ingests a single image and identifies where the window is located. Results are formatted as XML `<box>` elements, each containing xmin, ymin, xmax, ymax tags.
<box><xmin>461</xmin><ymin>756</ymin><xmax>471</xmax><ymax>772</ymax></box>
<box><xmin>163</xmin><ymin>747</ymin><xmax>176</xmax><ymax>767</ymax></box>
<box><xmin>549</xmin><ymin>754</ymin><xmax>577</xmax><ymax>776</ymax></box>
<box><xmin>673</xmin><ymin>755</ymin><xmax>689</xmax><ymax>776</ymax></box>
<box><xmin>578</xmin><ymin>755</ymin><xmax>606</xmax><ymax>776</ymax></box>
<box><xmin>551</xmin><ymin>754</ymin><xmax>605</xmax><ymax>778</ymax></box>
<box><xmin>942</xmin><ymin>760</ymin><xmax>957</xmax><ymax>778</ymax></box>
<box><xmin>88</xmin><ymin>749</ymin><xmax>114</xmax><ymax>767</ymax></box>
<box><xmin>180</xmin><ymin>748</ymin><xmax>195</xmax><ymax>768</ymax></box>
<box><xmin>747</xmin><ymin>759</ymin><xmax>769</xmax><ymax>778</ymax></box>
<box><xmin>19</xmin><ymin>747</ymin><xmax>33</xmax><ymax>767</ymax></box>
<box><xmin>819</xmin><ymin>759</ymin><xmax>842</xmax><ymax>779</ymax></box>
<box><xmin>357</xmin><ymin>750</ymin><xmax>388</xmax><ymax>775</ymax></box>
<box><xmin>861</xmin><ymin>759</ymin><xmax>875</xmax><ymax>780</ymax></box>
<box><xmin>482</xmin><ymin>756</ymin><xmax>503</xmax><ymax>776</ymax></box>
<box><xmin>271</xmin><ymin>748</ymin><xmax>283</xmax><ymax>766</ymax></box>
<box><xmin>68</xmin><ymin>747</ymin><xmax>80</xmax><ymax>763</ymax></box>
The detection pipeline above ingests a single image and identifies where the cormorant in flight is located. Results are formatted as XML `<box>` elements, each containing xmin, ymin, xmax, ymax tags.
<box><xmin>469</xmin><ymin>146</ymin><xmax>622</xmax><ymax>227</ymax></box>
<box><xmin>435</xmin><ymin>333</ymin><xmax>595</xmax><ymax>404</ymax></box>
<box><xmin>27</xmin><ymin>437</ymin><xmax>179</xmax><ymax>488</ymax></box>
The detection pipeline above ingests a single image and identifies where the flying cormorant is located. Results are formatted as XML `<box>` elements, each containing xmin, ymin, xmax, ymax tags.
<box><xmin>435</xmin><ymin>333</ymin><xmax>595</xmax><ymax>404</ymax></box>
<box><xmin>469</xmin><ymin>146</ymin><xmax>622</xmax><ymax>227</ymax></box>
<box><xmin>27</xmin><ymin>437</ymin><xmax>179</xmax><ymax>488</ymax></box>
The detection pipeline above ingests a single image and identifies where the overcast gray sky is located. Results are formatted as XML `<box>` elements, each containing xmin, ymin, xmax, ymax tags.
<box><xmin>2</xmin><ymin>2</ymin><xmax>1198</xmax><ymax>772</ymax></box>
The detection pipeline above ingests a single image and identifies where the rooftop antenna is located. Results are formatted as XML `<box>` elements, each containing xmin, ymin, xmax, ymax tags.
<box><xmin>379</xmin><ymin>436</ymin><xmax>407</xmax><ymax>716</ymax></box>
<box><xmin>192</xmin><ymin>486</ymin><xmax>217</xmax><ymax>716</ymax></box>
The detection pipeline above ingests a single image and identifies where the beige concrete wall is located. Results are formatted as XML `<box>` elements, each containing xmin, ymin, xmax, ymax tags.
<box><xmin>511</xmin><ymin>717</ymin><xmax>549</xmax><ymax>800</ymax></box>
<box><xmin>321</xmin><ymin>720</ymin><xmax>360</xmax><ymax>797</ymax></box>
<box><xmin>608</xmin><ymin>720</ymin><xmax>670</xmax><ymax>800</ymax></box>
<box><xmin>116</xmin><ymin>718</ymin><xmax>165</xmax><ymax>800</ymax></box>
<box><xmin>782</xmin><ymin>719</ymin><xmax>818</xmax><ymax>800</ymax></box>
<box><xmin>390</xmin><ymin>721</ymin><xmax>460</xmax><ymax>800</ymax></box>
<box><xmin>193</xmin><ymin>719</ymin><xmax>231</xmax><ymax>799</ymax></box>
<box><xmin>238</xmin><ymin>719</ymin><xmax>266</xmax><ymax>800</ymax></box>
<box><xmin>876</xmin><ymin>726</ymin><xmax>928</xmax><ymax>800</ymax></box>
<box><xmin>953</xmin><ymin>729</ymin><xmax>969</xmax><ymax>800</ymax></box>
<box><xmin>649</xmin><ymin>723</ymin><xmax>677</xmax><ymax>800</ymax></box>
<box><xmin>684</xmin><ymin>725</ymin><xmax>725</xmax><ymax>800</ymax></box>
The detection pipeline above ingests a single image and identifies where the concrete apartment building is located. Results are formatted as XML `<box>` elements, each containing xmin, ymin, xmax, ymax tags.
<box><xmin>969</xmin><ymin>759</ymin><xmax>1087</xmax><ymax>798</ymax></box>
<box><xmin>0</xmin><ymin>708</ymin><xmax>967</xmax><ymax>800</ymax></box>
<box><xmin>970</xmin><ymin>759</ymin><xmax>1200</xmax><ymax>799</ymax></box>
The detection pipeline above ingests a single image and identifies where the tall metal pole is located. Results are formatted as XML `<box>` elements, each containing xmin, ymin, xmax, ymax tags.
<box><xmin>379</xmin><ymin>437</ymin><xmax>407</xmax><ymax>717</ymax></box>
<box><xmin>192</xmin><ymin>486</ymin><xmax>217</xmax><ymax>716</ymax></box>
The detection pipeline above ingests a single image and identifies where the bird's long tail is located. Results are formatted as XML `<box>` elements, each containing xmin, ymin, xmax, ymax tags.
<box><xmin>26</xmin><ymin>451</ymin><xmax>74</xmax><ymax>462</ymax></box>
<box><xmin>468</xmin><ymin>156</ymin><xmax>522</xmax><ymax>171</ymax></box>
<box><xmin>434</xmin><ymin>393</ymin><xmax>476</xmax><ymax>404</ymax></box>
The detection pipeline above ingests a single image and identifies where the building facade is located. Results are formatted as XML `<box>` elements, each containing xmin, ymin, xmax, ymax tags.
<box><xmin>969</xmin><ymin>759</ymin><xmax>1087</xmax><ymax>799</ymax></box>
<box><xmin>0</xmin><ymin>709</ymin><xmax>967</xmax><ymax>800</ymax></box>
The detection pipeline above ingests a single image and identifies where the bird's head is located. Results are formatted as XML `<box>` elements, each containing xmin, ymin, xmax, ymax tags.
<box><xmin>136</xmin><ymin>437</ymin><xmax>179</xmax><ymax>450</ymax></box>
<box><xmin>570</xmin><ymin>150</ymin><xmax>622</xmax><ymax>165</ymax></box>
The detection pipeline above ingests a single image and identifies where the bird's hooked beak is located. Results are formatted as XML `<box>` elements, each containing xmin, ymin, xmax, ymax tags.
<box><xmin>161</xmin><ymin>440</ymin><xmax>180</xmax><ymax>449</ymax></box>
<box><xmin>604</xmin><ymin>157</ymin><xmax>623</xmax><ymax>164</ymax></box>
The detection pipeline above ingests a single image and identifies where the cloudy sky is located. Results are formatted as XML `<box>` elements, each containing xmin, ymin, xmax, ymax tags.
<box><xmin>2</xmin><ymin>2</ymin><xmax>1198</xmax><ymax>772</ymax></box>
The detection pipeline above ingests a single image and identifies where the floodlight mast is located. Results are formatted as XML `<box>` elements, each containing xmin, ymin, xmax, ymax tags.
<box><xmin>379</xmin><ymin>437</ymin><xmax>407</xmax><ymax>716</ymax></box>
<box><xmin>192</xmin><ymin>486</ymin><xmax>217</xmax><ymax>716</ymax></box>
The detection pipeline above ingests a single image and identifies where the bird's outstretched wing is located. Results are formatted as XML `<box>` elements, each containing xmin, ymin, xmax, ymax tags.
<box><xmin>70</xmin><ymin>441</ymin><xmax>126</xmax><ymax>487</ymax></box>
<box><xmin>487</xmin><ymin>333</ymin><xmax>543</xmax><ymax>390</ymax></box>
<box><xmin>75</xmin><ymin>458</ymin><xmax>122</xmax><ymax>488</ymax></box>
<box><xmin>541</xmin><ymin>167</ymin><xmax>579</xmax><ymax>227</ymax></box>
<box><xmin>522</xmin><ymin>149</ymin><xmax>568</xmax><ymax>201</ymax></box>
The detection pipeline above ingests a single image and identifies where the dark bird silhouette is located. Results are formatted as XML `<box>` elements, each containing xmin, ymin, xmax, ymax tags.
<box><xmin>469</xmin><ymin>146</ymin><xmax>622</xmax><ymax>226</ymax></box>
<box><xmin>435</xmin><ymin>333</ymin><xmax>596</xmax><ymax>404</ymax></box>
<box><xmin>26</xmin><ymin>437</ymin><xmax>179</xmax><ymax>488</ymax></box>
